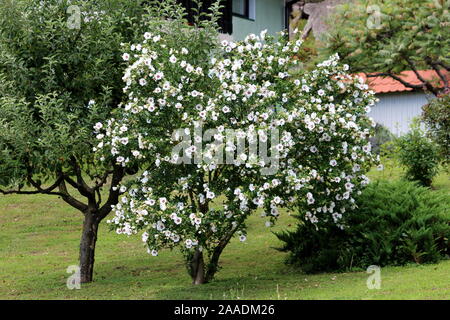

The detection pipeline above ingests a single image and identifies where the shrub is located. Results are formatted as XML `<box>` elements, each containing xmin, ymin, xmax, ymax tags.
<box><xmin>395</xmin><ymin>123</ymin><xmax>440</xmax><ymax>187</ymax></box>
<box><xmin>276</xmin><ymin>180</ymin><xmax>450</xmax><ymax>273</ymax></box>
<box><xmin>96</xmin><ymin>3</ymin><xmax>378</xmax><ymax>283</ymax></box>
<box><xmin>422</xmin><ymin>92</ymin><xmax>450</xmax><ymax>164</ymax></box>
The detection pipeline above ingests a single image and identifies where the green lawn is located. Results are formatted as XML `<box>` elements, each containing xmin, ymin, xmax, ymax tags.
<box><xmin>1</xmin><ymin>165</ymin><xmax>449</xmax><ymax>300</ymax></box>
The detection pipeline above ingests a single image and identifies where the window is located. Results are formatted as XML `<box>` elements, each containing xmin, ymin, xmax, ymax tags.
<box><xmin>233</xmin><ymin>0</ymin><xmax>255</xmax><ymax>20</ymax></box>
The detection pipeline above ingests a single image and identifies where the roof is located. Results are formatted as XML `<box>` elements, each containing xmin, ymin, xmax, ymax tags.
<box><xmin>358</xmin><ymin>70</ymin><xmax>449</xmax><ymax>94</ymax></box>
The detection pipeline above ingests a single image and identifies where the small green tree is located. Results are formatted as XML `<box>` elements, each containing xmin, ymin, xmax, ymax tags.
<box><xmin>395</xmin><ymin>122</ymin><xmax>440</xmax><ymax>187</ymax></box>
<box><xmin>321</xmin><ymin>0</ymin><xmax>450</xmax><ymax>96</ymax></box>
<box><xmin>422</xmin><ymin>92</ymin><xmax>450</xmax><ymax>164</ymax></box>
<box><xmin>0</xmin><ymin>0</ymin><xmax>154</xmax><ymax>283</ymax></box>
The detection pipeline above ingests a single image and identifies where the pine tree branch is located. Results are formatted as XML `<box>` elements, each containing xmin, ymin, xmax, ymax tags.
<box><xmin>404</xmin><ymin>56</ymin><xmax>439</xmax><ymax>96</ymax></box>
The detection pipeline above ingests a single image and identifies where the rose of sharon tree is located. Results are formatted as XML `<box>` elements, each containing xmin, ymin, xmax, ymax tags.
<box><xmin>96</xmin><ymin>14</ymin><xmax>378</xmax><ymax>284</ymax></box>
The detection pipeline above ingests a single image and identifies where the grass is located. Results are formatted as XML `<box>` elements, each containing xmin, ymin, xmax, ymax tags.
<box><xmin>0</xmin><ymin>164</ymin><xmax>449</xmax><ymax>300</ymax></box>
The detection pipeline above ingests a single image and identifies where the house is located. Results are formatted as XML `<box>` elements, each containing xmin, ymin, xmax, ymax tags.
<box><xmin>360</xmin><ymin>71</ymin><xmax>448</xmax><ymax>136</ymax></box>
<box><xmin>231</xmin><ymin>0</ymin><xmax>286</xmax><ymax>40</ymax></box>
<box><xmin>229</xmin><ymin>0</ymin><xmax>348</xmax><ymax>41</ymax></box>
<box><xmin>177</xmin><ymin>0</ymin><xmax>289</xmax><ymax>41</ymax></box>
<box><xmin>178</xmin><ymin>1</ymin><xmax>331</xmax><ymax>41</ymax></box>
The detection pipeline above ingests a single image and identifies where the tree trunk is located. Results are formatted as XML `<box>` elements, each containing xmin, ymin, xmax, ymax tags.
<box><xmin>205</xmin><ymin>241</ymin><xmax>227</xmax><ymax>283</ymax></box>
<box><xmin>79</xmin><ymin>212</ymin><xmax>99</xmax><ymax>283</ymax></box>
<box><xmin>191</xmin><ymin>249</ymin><xmax>206</xmax><ymax>285</ymax></box>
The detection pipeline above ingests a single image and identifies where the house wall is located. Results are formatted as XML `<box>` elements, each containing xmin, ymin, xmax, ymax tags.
<box><xmin>232</xmin><ymin>0</ymin><xmax>285</xmax><ymax>40</ymax></box>
<box><xmin>368</xmin><ymin>92</ymin><xmax>430</xmax><ymax>136</ymax></box>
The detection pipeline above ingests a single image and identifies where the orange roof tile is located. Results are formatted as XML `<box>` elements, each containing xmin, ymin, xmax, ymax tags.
<box><xmin>358</xmin><ymin>70</ymin><xmax>449</xmax><ymax>94</ymax></box>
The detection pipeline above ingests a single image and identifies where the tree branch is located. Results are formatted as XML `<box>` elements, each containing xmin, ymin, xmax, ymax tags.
<box><xmin>70</xmin><ymin>156</ymin><xmax>94</xmax><ymax>196</ymax></box>
<box><xmin>366</xmin><ymin>72</ymin><xmax>424</xmax><ymax>89</ymax></box>
<box><xmin>0</xmin><ymin>188</ymin><xmax>64</xmax><ymax>196</ymax></box>
<box><xmin>97</xmin><ymin>165</ymin><xmax>125</xmax><ymax>220</ymax></box>
<box><xmin>95</xmin><ymin>188</ymin><xmax>102</xmax><ymax>207</ymax></box>
<box><xmin>404</xmin><ymin>56</ymin><xmax>439</xmax><ymax>96</ymax></box>
<box><xmin>93</xmin><ymin>169</ymin><xmax>113</xmax><ymax>191</ymax></box>
<box><xmin>426</xmin><ymin>58</ymin><xmax>449</xmax><ymax>90</ymax></box>
<box><xmin>436</xmin><ymin>60</ymin><xmax>450</xmax><ymax>72</ymax></box>
<box><xmin>1</xmin><ymin>175</ymin><xmax>65</xmax><ymax>196</ymax></box>
<box><xmin>58</xmin><ymin>179</ymin><xmax>89</xmax><ymax>212</ymax></box>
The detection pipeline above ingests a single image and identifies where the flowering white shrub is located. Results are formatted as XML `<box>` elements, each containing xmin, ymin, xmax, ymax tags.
<box><xmin>95</xmin><ymin>14</ymin><xmax>378</xmax><ymax>283</ymax></box>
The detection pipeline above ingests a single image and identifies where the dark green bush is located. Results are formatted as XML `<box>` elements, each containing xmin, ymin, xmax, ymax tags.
<box><xmin>276</xmin><ymin>180</ymin><xmax>450</xmax><ymax>273</ymax></box>
<box><xmin>395</xmin><ymin>124</ymin><xmax>440</xmax><ymax>187</ymax></box>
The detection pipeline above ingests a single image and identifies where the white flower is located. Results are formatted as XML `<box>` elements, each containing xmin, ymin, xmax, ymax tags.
<box><xmin>159</xmin><ymin>197</ymin><xmax>167</xmax><ymax>211</ymax></box>
<box><xmin>260</xmin><ymin>29</ymin><xmax>268</xmax><ymax>39</ymax></box>
<box><xmin>94</xmin><ymin>122</ymin><xmax>103</xmax><ymax>131</ymax></box>
<box><xmin>186</xmin><ymin>65</ymin><xmax>194</xmax><ymax>73</ymax></box>
<box><xmin>122</xmin><ymin>53</ymin><xmax>130</xmax><ymax>61</ymax></box>
<box><xmin>132</xmin><ymin>150</ymin><xmax>141</xmax><ymax>157</ymax></box>
<box><xmin>169</xmin><ymin>55</ymin><xmax>177</xmax><ymax>63</ymax></box>
<box><xmin>239</xmin><ymin>235</ymin><xmax>247</xmax><ymax>242</ymax></box>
